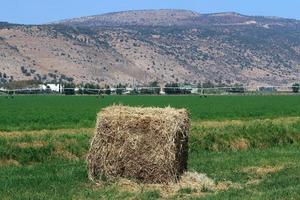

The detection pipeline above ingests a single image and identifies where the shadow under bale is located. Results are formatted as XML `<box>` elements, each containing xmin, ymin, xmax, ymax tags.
<box><xmin>87</xmin><ymin>105</ymin><xmax>190</xmax><ymax>184</ymax></box>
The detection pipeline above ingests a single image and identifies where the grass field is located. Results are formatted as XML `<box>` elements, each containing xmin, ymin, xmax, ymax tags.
<box><xmin>0</xmin><ymin>95</ymin><xmax>300</xmax><ymax>199</ymax></box>
<box><xmin>1</xmin><ymin>95</ymin><xmax>300</xmax><ymax>131</ymax></box>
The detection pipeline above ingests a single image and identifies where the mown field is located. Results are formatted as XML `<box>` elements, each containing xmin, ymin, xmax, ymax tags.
<box><xmin>0</xmin><ymin>95</ymin><xmax>300</xmax><ymax>199</ymax></box>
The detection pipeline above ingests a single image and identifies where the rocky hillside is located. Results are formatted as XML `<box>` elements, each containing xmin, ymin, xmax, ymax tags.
<box><xmin>58</xmin><ymin>9</ymin><xmax>300</xmax><ymax>27</ymax></box>
<box><xmin>1</xmin><ymin>10</ymin><xmax>300</xmax><ymax>86</ymax></box>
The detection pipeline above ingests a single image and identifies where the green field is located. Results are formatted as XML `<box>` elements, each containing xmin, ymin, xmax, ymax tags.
<box><xmin>0</xmin><ymin>95</ymin><xmax>300</xmax><ymax>199</ymax></box>
<box><xmin>1</xmin><ymin>95</ymin><xmax>300</xmax><ymax>131</ymax></box>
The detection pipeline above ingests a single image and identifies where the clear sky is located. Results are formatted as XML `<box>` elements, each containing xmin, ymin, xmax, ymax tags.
<box><xmin>1</xmin><ymin>0</ymin><xmax>300</xmax><ymax>24</ymax></box>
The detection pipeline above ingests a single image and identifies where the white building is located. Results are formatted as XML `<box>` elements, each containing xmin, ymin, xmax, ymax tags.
<box><xmin>124</xmin><ymin>87</ymin><xmax>134</xmax><ymax>94</ymax></box>
<box><xmin>39</xmin><ymin>84</ymin><xmax>62</xmax><ymax>93</ymax></box>
<box><xmin>191</xmin><ymin>88</ymin><xmax>199</xmax><ymax>94</ymax></box>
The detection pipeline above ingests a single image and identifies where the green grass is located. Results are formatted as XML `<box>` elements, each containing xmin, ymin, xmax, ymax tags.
<box><xmin>0</xmin><ymin>119</ymin><xmax>299</xmax><ymax>199</ymax></box>
<box><xmin>191</xmin><ymin>119</ymin><xmax>300</xmax><ymax>152</ymax></box>
<box><xmin>1</xmin><ymin>95</ymin><xmax>300</xmax><ymax>131</ymax></box>
<box><xmin>0</xmin><ymin>95</ymin><xmax>300</xmax><ymax>199</ymax></box>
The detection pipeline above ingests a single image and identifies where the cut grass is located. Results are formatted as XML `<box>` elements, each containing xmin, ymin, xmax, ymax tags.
<box><xmin>0</xmin><ymin>115</ymin><xmax>299</xmax><ymax>199</ymax></box>
<box><xmin>0</xmin><ymin>95</ymin><xmax>300</xmax><ymax>199</ymax></box>
<box><xmin>0</xmin><ymin>143</ymin><xmax>299</xmax><ymax>200</ymax></box>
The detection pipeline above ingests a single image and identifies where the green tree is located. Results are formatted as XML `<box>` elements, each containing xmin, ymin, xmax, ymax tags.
<box><xmin>64</xmin><ymin>83</ymin><xmax>76</xmax><ymax>95</ymax></box>
<box><xmin>116</xmin><ymin>84</ymin><xmax>126</xmax><ymax>95</ymax></box>
<box><xmin>104</xmin><ymin>85</ymin><xmax>111</xmax><ymax>95</ymax></box>
<box><xmin>164</xmin><ymin>83</ymin><xmax>180</xmax><ymax>94</ymax></box>
<box><xmin>82</xmin><ymin>83</ymin><xmax>100</xmax><ymax>95</ymax></box>
<box><xmin>140</xmin><ymin>81</ymin><xmax>161</xmax><ymax>95</ymax></box>
<box><xmin>149</xmin><ymin>81</ymin><xmax>161</xmax><ymax>95</ymax></box>
<box><xmin>292</xmin><ymin>83</ymin><xmax>300</xmax><ymax>93</ymax></box>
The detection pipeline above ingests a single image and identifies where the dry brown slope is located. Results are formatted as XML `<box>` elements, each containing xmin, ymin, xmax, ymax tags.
<box><xmin>1</xmin><ymin>10</ymin><xmax>300</xmax><ymax>86</ymax></box>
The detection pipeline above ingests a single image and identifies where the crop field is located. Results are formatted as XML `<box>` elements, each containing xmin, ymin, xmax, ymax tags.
<box><xmin>0</xmin><ymin>95</ymin><xmax>300</xmax><ymax>199</ymax></box>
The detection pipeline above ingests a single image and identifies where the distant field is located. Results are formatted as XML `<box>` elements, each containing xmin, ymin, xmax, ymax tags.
<box><xmin>0</xmin><ymin>95</ymin><xmax>300</xmax><ymax>199</ymax></box>
<box><xmin>1</xmin><ymin>95</ymin><xmax>300</xmax><ymax>131</ymax></box>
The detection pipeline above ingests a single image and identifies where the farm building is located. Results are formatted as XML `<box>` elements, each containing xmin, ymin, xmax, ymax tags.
<box><xmin>39</xmin><ymin>84</ymin><xmax>62</xmax><ymax>93</ymax></box>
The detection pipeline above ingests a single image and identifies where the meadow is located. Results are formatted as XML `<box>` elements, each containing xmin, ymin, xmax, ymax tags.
<box><xmin>1</xmin><ymin>95</ymin><xmax>300</xmax><ymax>131</ymax></box>
<box><xmin>0</xmin><ymin>95</ymin><xmax>300</xmax><ymax>199</ymax></box>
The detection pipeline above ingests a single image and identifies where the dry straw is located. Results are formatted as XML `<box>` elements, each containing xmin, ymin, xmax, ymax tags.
<box><xmin>87</xmin><ymin>105</ymin><xmax>190</xmax><ymax>184</ymax></box>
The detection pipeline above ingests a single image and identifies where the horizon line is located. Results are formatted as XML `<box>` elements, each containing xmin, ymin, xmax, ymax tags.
<box><xmin>1</xmin><ymin>9</ymin><xmax>299</xmax><ymax>26</ymax></box>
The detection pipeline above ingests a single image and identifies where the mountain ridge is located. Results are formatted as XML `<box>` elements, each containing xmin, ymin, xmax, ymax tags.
<box><xmin>56</xmin><ymin>9</ymin><xmax>300</xmax><ymax>28</ymax></box>
<box><xmin>0</xmin><ymin>9</ymin><xmax>300</xmax><ymax>87</ymax></box>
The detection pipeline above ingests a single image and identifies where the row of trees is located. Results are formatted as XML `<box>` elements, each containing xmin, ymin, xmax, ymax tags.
<box><xmin>63</xmin><ymin>82</ymin><xmax>191</xmax><ymax>95</ymax></box>
<box><xmin>164</xmin><ymin>83</ymin><xmax>192</xmax><ymax>94</ymax></box>
<box><xmin>62</xmin><ymin>82</ymin><xmax>250</xmax><ymax>95</ymax></box>
<box><xmin>64</xmin><ymin>83</ymin><xmax>111</xmax><ymax>95</ymax></box>
<box><xmin>2</xmin><ymin>80</ymin><xmax>299</xmax><ymax>95</ymax></box>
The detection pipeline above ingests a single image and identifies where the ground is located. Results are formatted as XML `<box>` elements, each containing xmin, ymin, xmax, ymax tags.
<box><xmin>0</xmin><ymin>95</ymin><xmax>300</xmax><ymax>199</ymax></box>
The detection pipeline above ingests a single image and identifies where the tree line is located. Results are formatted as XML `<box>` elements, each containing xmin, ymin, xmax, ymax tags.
<box><xmin>1</xmin><ymin>80</ymin><xmax>299</xmax><ymax>95</ymax></box>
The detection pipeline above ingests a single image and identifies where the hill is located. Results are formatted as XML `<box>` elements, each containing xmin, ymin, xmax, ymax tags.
<box><xmin>1</xmin><ymin>9</ymin><xmax>300</xmax><ymax>86</ymax></box>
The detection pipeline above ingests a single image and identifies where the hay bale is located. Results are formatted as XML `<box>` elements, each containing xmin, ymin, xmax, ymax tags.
<box><xmin>87</xmin><ymin>105</ymin><xmax>190</xmax><ymax>184</ymax></box>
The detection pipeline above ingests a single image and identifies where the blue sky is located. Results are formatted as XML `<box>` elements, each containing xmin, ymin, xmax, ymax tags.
<box><xmin>1</xmin><ymin>0</ymin><xmax>300</xmax><ymax>24</ymax></box>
